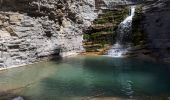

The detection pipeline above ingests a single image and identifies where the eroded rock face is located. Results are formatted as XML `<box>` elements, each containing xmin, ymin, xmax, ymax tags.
<box><xmin>0</xmin><ymin>0</ymin><xmax>98</xmax><ymax>68</ymax></box>
<box><xmin>143</xmin><ymin>0</ymin><xmax>170</xmax><ymax>62</ymax></box>
<box><xmin>0</xmin><ymin>0</ymin><xmax>138</xmax><ymax>68</ymax></box>
<box><xmin>95</xmin><ymin>0</ymin><xmax>138</xmax><ymax>9</ymax></box>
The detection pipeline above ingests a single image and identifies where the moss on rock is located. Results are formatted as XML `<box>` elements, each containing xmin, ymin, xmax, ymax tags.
<box><xmin>132</xmin><ymin>5</ymin><xmax>145</xmax><ymax>46</ymax></box>
<box><xmin>83</xmin><ymin>7</ymin><xmax>129</xmax><ymax>54</ymax></box>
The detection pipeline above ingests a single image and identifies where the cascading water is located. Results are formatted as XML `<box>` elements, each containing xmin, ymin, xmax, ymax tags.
<box><xmin>107</xmin><ymin>6</ymin><xmax>136</xmax><ymax>57</ymax></box>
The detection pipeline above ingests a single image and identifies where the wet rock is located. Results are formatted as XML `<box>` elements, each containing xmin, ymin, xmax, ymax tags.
<box><xmin>168</xmin><ymin>97</ymin><xmax>170</xmax><ymax>100</ymax></box>
<box><xmin>12</xmin><ymin>96</ymin><xmax>24</xmax><ymax>100</ymax></box>
<box><xmin>0</xmin><ymin>63</ymin><xmax>5</xmax><ymax>68</ymax></box>
<box><xmin>143</xmin><ymin>0</ymin><xmax>170</xmax><ymax>61</ymax></box>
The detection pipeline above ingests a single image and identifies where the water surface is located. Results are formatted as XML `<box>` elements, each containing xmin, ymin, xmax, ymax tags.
<box><xmin>0</xmin><ymin>56</ymin><xmax>170</xmax><ymax>100</ymax></box>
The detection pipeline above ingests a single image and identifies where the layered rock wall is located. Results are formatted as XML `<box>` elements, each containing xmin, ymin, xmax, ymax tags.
<box><xmin>143</xmin><ymin>0</ymin><xmax>170</xmax><ymax>62</ymax></box>
<box><xmin>95</xmin><ymin>0</ymin><xmax>139</xmax><ymax>9</ymax></box>
<box><xmin>0</xmin><ymin>0</ymin><xmax>98</xmax><ymax>68</ymax></box>
<box><xmin>0</xmin><ymin>0</ymin><xmax>138</xmax><ymax>68</ymax></box>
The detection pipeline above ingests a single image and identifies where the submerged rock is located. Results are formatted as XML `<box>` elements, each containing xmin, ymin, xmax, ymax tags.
<box><xmin>12</xmin><ymin>96</ymin><xmax>24</xmax><ymax>100</ymax></box>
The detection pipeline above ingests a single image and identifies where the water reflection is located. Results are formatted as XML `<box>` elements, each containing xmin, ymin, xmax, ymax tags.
<box><xmin>0</xmin><ymin>56</ymin><xmax>170</xmax><ymax>100</ymax></box>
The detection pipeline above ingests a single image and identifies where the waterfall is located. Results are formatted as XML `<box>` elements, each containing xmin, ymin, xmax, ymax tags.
<box><xmin>107</xmin><ymin>6</ymin><xmax>135</xmax><ymax>57</ymax></box>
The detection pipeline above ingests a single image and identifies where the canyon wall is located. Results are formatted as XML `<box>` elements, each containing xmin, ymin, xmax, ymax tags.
<box><xmin>142</xmin><ymin>0</ymin><xmax>170</xmax><ymax>62</ymax></box>
<box><xmin>0</xmin><ymin>0</ymin><xmax>98</xmax><ymax>68</ymax></box>
<box><xmin>0</xmin><ymin>0</ymin><xmax>137</xmax><ymax>68</ymax></box>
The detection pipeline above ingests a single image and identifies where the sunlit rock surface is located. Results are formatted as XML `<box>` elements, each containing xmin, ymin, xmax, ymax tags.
<box><xmin>0</xmin><ymin>0</ymin><xmax>139</xmax><ymax>68</ymax></box>
<box><xmin>0</xmin><ymin>0</ymin><xmax>98</xmax><ymax>68</ymax></box>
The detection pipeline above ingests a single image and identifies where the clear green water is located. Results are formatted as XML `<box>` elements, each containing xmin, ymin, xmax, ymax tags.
<box><xmin>0</xmin><ymin>56</ymin><xmax>170</xmax><ymax>100</ymax></box>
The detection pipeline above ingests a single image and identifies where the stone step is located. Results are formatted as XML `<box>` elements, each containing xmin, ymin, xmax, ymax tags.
<box><xmin>7</xmin><ymin>39</ymin><xmax>24</xmax><ymax>44</ymax></box>
<box><xmin>15</xmin><ymin>27</ymin><xmax>31</xmax><ymax>32</ymax></box>
<box><xmin>0</xmin><ymin>58</ymin><xmax>4</xmax><ymax>63</ymax></box>
<box><xmin>8</xmin><ymin>49</ymin><xmax>19</xmax><ymax>52</ymax></box>
<box><xmin>163</xmin><ymin>58</ymin><xmax>170</xmax><ymax>63</ymax></box>
<box><xmin>0</xmin><ymin>63</ymin><xmax>5</xmax><ymax>68</ymax></box>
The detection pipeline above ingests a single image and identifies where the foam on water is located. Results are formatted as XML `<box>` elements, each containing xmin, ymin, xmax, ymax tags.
<box><xmin>107</xmin><ymin>43</ymin><xmax>128</xmax><ymax>57</ymax></box>
<box><xmin>107</xmin><ymin>6</ymin><xmax>135</xmax><ymax>57</ymax></box>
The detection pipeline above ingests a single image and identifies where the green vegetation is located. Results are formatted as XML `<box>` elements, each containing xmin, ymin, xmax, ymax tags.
<box><xmin>83</xmin><ymin>31</ymin><xmax>114</xmax><ymax>52</ymax></box>
<box><xmin>132</xmin><ymin>5</ymin><xmax>145</xmax><ymax>46</ymax></box>
<box><xmin>83</xmin><ymin>7</ymin><xmax>129</xmax><ymax>53</ymax></box>
<box><xmin>94</xmin><ymin>8</ymin><xmax>129</xmax><ymax>25</ymax></box>
<box><xmin>83</xmin><ymin>31</ymin><xmax>114</xmax><ymax>44</ymax></box>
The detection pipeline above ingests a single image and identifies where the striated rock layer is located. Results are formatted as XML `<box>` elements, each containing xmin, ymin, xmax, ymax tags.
<box><xmin>0</xmin><ymin>0</ymin><xmax>98</xmax><ymax>68</ymax></box>
<box><xmin>0</xmin><ymin>0</ymin><xmax>137</xmax><ymax>68</ymax></box>
<box><xmin>143</xmin><ymin>0</ymin><xmax>170</xmax><ymax>62</ymax></box>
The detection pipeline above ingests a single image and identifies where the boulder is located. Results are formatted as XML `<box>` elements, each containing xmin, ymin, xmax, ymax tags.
<box><xmin>0</xmin><ymin>30</ymin><xmax>11</xmax><ymax>38</ymax></box>
<box><xmin>12</xmin><ymin>96</ymin><xmax>24</xmax><ymax>100</ymax></box>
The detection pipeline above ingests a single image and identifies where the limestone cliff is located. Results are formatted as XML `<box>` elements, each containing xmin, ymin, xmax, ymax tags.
<box><xmin>0</xmin><ymin>0</ymin><xmax>138</xmax><ymax>68</ymax></box>
<box><xmin>0</xmin><ymin>0</ymin><xmax>98</xmax><ymax>68</ymax></box>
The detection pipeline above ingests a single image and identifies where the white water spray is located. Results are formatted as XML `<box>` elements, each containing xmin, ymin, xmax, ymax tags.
<box><xmin>107</xmin><ymin>6</ymin><xmax>135</xmax><ymax>57</ymax></box>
